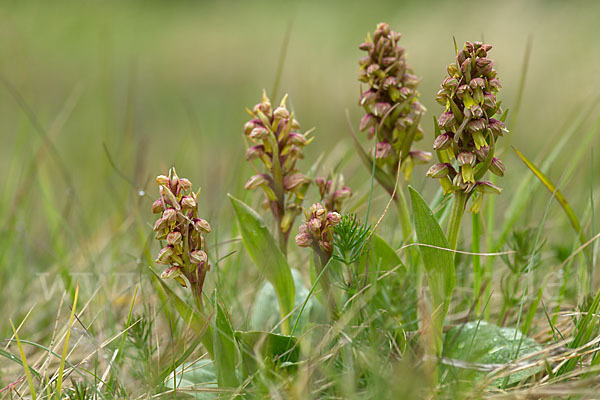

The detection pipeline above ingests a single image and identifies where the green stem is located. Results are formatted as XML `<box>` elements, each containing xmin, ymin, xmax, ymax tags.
<box><xmin>312</xmin><ymin>248</ymin><xmax>338</xmax><ymax>319</ymax></box>
<box><xmin>394</xmin><ymin>188</ymin><xmax>413</xmax><ymax>243</ymax></box>
<box><xmin>446</xmin><ymin>191</ymin><xmax>467</xmax><ymax>251</ymax></box>
<box><xmin>484</xmin><ymin>191</ymin><xmax>495</xmax><ymax>321</ymax></box>
<box><xmin>472</xmin><ymin>212</ymin><xmax>482</xmax><ymax>313</ymax></box>
<box><xmin>278</xmin><ymin>225</ymin><xmax>288</xmax><ymax>256</ymax></box>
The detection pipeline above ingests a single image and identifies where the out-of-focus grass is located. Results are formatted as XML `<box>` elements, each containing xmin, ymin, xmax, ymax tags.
<box><xmin>1</xmin><ymin>0</ymin><xmax>600</xmax><ymax>396</ymax></box>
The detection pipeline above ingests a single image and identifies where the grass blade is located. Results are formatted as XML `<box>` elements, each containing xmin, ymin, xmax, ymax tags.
<box><xmin>9</xmin><ymin>320</ymin><xmax>37</xmax><ymax>400</ymax></box>
<box><xmin>56</xmin><ymin>284</ymin><xmax>79</xmax><ymax>398</ymax></box>
<box><xmin>149</xmin><ymin>267</ymin><xmax>214</xmax><ymax>360</ymax></box>
<box><xmin>512</xmin><ymin>146</ymin><xmax>586</xmax><ymax>245</ymax></box>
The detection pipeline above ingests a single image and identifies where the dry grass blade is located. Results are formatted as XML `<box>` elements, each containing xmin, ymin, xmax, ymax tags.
<box><xmin>9</xmin><ymin>320</ymin><xmax>37</xmax><ymax>400</ymax></box>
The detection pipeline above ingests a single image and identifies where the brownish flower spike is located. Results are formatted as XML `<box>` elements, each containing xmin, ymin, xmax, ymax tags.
<box><xmin>428</xmin><ymin>41</ymin><xmax>507</xmax><ymax>212</ymax></box>
<box><xmin>358</xmin><ymin>22</ymin><xmax>431</xmax><ymax>180</ymax></box>
<box><xmin>315</xmin><ymin>175</ymin><xmax>352</xmax><ymax>213</ymax></box>
<box><xmin>295</xmin><ymin>203</ymin><xmax>341</xmax><ymax>259</ymax></box>
<box><xmin>243</xmin><ymin>91</ymin><xmax>313</xmax><ymax>254</ymax></box>
<box><xmin>153</xmin><ymin>168</ymin><xmax>211</xmax><ymax>304</ymax></box>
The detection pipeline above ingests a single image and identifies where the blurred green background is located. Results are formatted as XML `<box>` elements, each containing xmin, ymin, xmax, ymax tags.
<box><xmin>1</xmin><ymin>0</ymin><xmax>599</xmax><ymax>338</ymax></box>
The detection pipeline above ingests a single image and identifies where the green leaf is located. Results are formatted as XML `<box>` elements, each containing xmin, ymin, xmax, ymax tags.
<box><xmin>408</xmin><ymin>186</ymin><xmax>455</xmax><ymax>352</ymax></box>
<box><xmin>443</xmin><ymin>321</ymin><xmax>542</xmax><ymax>387</ymax></box>
<box><xmin>164</xmin><ymin>359</ymin><xmax>217</xmax><ymax>400</ymax></box>
<box><xmin>212</xmin><ymin>293</ymin><xmax>240</xmax><ymax>388</ymax></box>
<box><xmin>251</xmin><ymin>269</ymin><xmax>325</xmax><ymax>334</ymax></box>
<box><xmin>235</xmin><ymin>331</ymin><xmax>300</xmax><ymax>375</ymax></box>
<box><xmin>358</xmin><ymin>233</ymin><xmax>403</xmax><ymax>276</ymax></box>
<box><xmin>228</xmin><ymin>194</ymin><xmax>295</xmax><ymax>334</ymax></box>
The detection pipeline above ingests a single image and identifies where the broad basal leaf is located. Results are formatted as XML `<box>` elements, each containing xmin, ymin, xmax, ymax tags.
<box><xmin>235</xmin><ymin>331</ymin><xmax>300</xmax><ymax>376</ymax></box>
<box><xmin>229</xmin><ymin>194</ymin><xmax>295</xmax><ymax>334</ymax></box>
<box><xmin>408</xmin><ymin>186</ymin><xmax>455</xmax><ymax>353</ymax></box>
<box><xmin>443</xmin><ymin>321</ymin><xmax>542</xmax><ymax>387</ymax></box>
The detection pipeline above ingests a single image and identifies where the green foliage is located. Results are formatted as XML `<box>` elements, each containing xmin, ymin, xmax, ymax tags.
<box><xmin>229</xmin><ymin>194</ymin><xmax>295</xmax><ymax>334</ymax></box>
<box><xmin>212</xmin><ymin>294</ymin><xmax>240</xmax><ymax>388</ymax></box>
<box><xmin>251</xmin><ymin>269</ymin><xmax>325</xmax><ymax>334</ymax></box>
<box><xmin>333</xmin><ymin>214</ymin><xmax>371</xmax><ymax>265</ymax></box>
<box><xmin>443</xmin><ymin>321</ymin><xmax>542</xmax><ymax>388</ymax></box>
<box><xmin>409</xmin><ymin>186</ymin><xmax>455</xmax><ymax>353</ymax></box>
<box><xmin>163</xmin><ymin>359</ymin><xmax>218</xmax><ymax>400</ymax></box>
<box><xmin>235</xmin><ymin>331</ymin><xmax>300</xmax><ymax>377</ymax></box>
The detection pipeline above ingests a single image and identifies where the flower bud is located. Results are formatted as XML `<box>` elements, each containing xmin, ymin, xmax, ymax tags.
<box><xmin>437</xmin><ymin>111</ymin><xmax>455</xmax><ymax>129</ymax></box>
<box><xmin>283</xmin><ymin>173</ymin><xmax>310</xmax><ymax>191</ymax></box>
<box><xmin>476</xmin><ymin>57</ymin><xmax>492</xmax><ymax>68</ymax></box>
<box><xmin>426</xmin><ymin>163</ymin><xmax>450</xmax><ymax>179</ymax></box>
<box><xmin>470</xmin><ymin>78</ymin><xmax>485</xmax><ymax>89</ymax></box>
<box><xmin>273</xmin><ymin>106</ymin><xmax>290</xmax><ymax>120</ymax></box>
<box><xmin>318</xmin><ymin>240</ymin><xmax>333</xmax><ymax>254</ymax></box>
<box><xmin>155</xmin><ymin>246</ymin><xmax>174</xmax><ymax>265</ymax></box>
<box><xmin>160</xmin><ymin>185</ymin><xmax>180</xmax><ymax>210</ymax></box>
<box><xmin>243</xmin><ymin>121</ymin><xmax>256</xmax><ymax>136</ymax></box>
<box><xmin>372</xmin><ymin>102</ymin><xmax>391</xmax><ymax>117</ymax></box>
<box><xmin>375</xmin><ymin>142</ymin><xmax>393</xmax><ymax>159</ymax></box>
<box><xmin>457</xmin><ymin>152</ymin><xmax>475</xmax><ymax>166</ymax></box>
<box><xmin>433</xmin><ymin>132</ymin><xmax>453</xmax><ymax>151</ymax></box>
<box><xmin>333</xmin><ymin>187</ymin><xmax>352</xmax><ymax>200</ymax></box>
<box><xmin>309</xmin><ymin>218</ymin><xmax>322</xmax><ymax>233</ymax></box>
<box><xmin>181</xmin><ymin>196</ymin><xmax>196</xmax><ymax>210</ymax></box>
<box><xmin>483</xmin><ymin>93</ymin><xmax>497</xmax><ymax>110</ymax></box>
<box><xmin>310</xmin><ymin>203</ymin><xmax>325</xmax><ymax>215</ymax></box>
<box><xmin>359</xmin><ymin>42</ymin><xmax>373</xmax><ymax>51</ymax></box>
<box><xmin>295</xmin><ymin>232</ymin><xmax>313</xmax><ymax>247</ymax></box>
<box><xmin>179</xmin><ymin>178</ymin><xmax>192</xmax><ymax>192</ymax></box>
<box><xmin>489</xmin><ymin>157</ymin><xmax>505</xmax><ymax>177</ymax></box>
<box><xmin>409</xmin><ymin>150</ymin><xmax>432</xmax><ymax>164</ymax></box>
<box><xmin>153</xmin><ymin>217</ymin><xmax>166</xmax><ymax>232</ymax></box>
<box><xmin>447</xmin><ymin>63</ymin><xmax>459</xmax><ymax>77</ymax></box>
<box><xmin>359</xmin><ymin>114</ymin><xmax>377</xmax><ymax>132</ymax></box>
<box><xmin>367</xmin><ymin>63</ymin><xmax>381</xmax><ymax>77</ymax></box>
<box><xmin>156</xmin><ymin>175</ymin><xmax>169</xmax><ymax>186</ymax></box>
<box><xmin>382</xmin><ymin>57</ymin><xmax>397</xmax><ymax>67</ymax></box>
<box><xmin>488</xmin><ymin>78</ymin><xmax>501</xmax><ymax>89</ymax></box>
<box><xmin>245</xmin><ymin>174</ymin><xmax>268</xmax><ymax>190</ymax></box>
<box><xmin>474</xmin><ymin>146</ymin><xmax>489</xmax><ymax>161</ymax></box>
<box><xmin>360</xmin><ymin>89</ymin><xmax>378</xmax><ymax>106</ymax></box>
<box><xmin>442</xmin><ymin>77</ymin><xmax>459</xmax><ymax>89</ymax></box>
<box><xmin>167</xmin><ymin>231</ymin><xmax>182</xmax><ymax>246</ymax></box>
<box><xmin>489</xmin><ymin>119</ymin><xmax>506</xmax><ymax>136</ymax></box>
<box><xmin>466</xmin><ymin>119</ymin><xmax>486</xmax><ymax>134</ymax></box>
<box><xmin>327</xmin><ymin>212</ymin><xmax>341</xmax><ymax>226</ymax></box>
<box><xmin>193</xmin><ymin>218</ymin><xmax>211</xmax><ymax>233</ymax></box>
<box><xmin>190</xmin><ymin>250</ymin><xmax>208</xmax><ymax>265</ymax></box>
<box><xmin>245</xmin><ymin>145</ymin><xmax>265</xmax><ymax>161</ymax></box>
<box><xmin>152</xmin><ymin>199</ymin><xmax>164</xmax><ymax>214</ymax></box>
<box><xmin>476</xmin><ymin>181</ymin><xmax>502</xmax><ymax>195</ymax></box>
<box><xmin>161</xmin><ymin>265</ymin><xmax>182</xmax><ymax>280</ymax></box>
<box><xmin>163</xmin><ymin>208</ymin><xmax>177</xmax><ymax>223</ymax></box>
<box><xmin>249</xmin><ymin>126</ymin><xmax>269</xmax><ymax>141</ymax></box>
